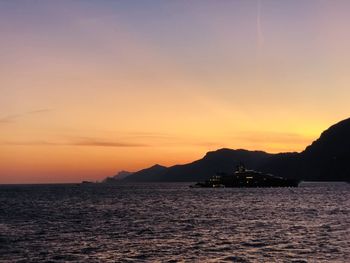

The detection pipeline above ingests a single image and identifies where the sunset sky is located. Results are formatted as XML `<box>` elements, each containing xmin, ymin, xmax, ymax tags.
<box><xmin>1</xmin><ymin>1</ymin><xmax>350</xmax><ymax>183</ymax></box>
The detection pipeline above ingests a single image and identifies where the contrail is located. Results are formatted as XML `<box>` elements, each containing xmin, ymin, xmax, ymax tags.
<box><xmin>257</xmin><ymin>0</ymin><xmax>264</xmax><ymax>52</ymax></box>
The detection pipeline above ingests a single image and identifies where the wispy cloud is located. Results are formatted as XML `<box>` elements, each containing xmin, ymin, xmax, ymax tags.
<box><xmin>1</xmin><ymin>137</ymin><xmax>148</xmax><ymax>148</ymax></box>
<box><xmin>230</xmin><ymin>131</ymin><xmax>312</xmax><ymax>145</ymax></box>
<box><xmin>1</xmin><ymin>141</ymin><xmax>59</xmax><ymax>146</ymax></box>
<box><xmin>123</xmin><ymin>132</ymin><xmax>173</xmax><ymax>138</ymax></box>
<box><xmin>70</xmin><ymin>137</ymin><xmax>148</xmax><ymax>147</ymax></box>
<box><xmin>0</xmin><ymin>114</ymin><xmax>22</xmax><ymax>123</ymax></box>
<box><xmin>0</xmin><ymin>108</ymin><xmax>52</xmax><ymax>124</ymax></box>
<box><xmin>27</xmin><ymin>108</ymin><xmax>52</xmax><ymax>114</ymax></box>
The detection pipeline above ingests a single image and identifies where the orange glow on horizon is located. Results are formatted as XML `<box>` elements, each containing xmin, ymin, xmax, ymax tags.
<box><xmin>1</xmin><ymin>1</ymin><xmax>350</xmax><ymax>183</ymax></box>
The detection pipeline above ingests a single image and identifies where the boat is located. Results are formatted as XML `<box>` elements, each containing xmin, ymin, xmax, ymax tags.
<box><xmin>191</xmin><ymin>164</ymin><xmax>300</xmax><ymax>188</ymax></box>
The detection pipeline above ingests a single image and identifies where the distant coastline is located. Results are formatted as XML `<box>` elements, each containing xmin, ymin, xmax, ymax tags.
<box><xmin>102</xmin><ymin>118</ymin><xmax>350</xmax><ymax>183</ymax></box>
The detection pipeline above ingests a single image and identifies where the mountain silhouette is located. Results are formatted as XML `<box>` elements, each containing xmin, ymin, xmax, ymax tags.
<box><xmin>103</xmin><ymin>170</ymin><xmax>133</xmax><ymax>183</ymax></box>
<box><xmin>153</xmin><ymin>149</ymin><xmax>272</xmax><ymax>182</ymax></box>
<box><xmin>299</xmin><ymin>117</ymin><xmax>350</xmax><ymax>180</ymax></box>
<box><xmin>114</xmin><ymin>118</ymin><xmax>350</xmax><ymax>182</ymax></box>
<box><xmin>123</xmin><ymin>164</ymin><xmax>168</xmax><ymax>182</ymax></box>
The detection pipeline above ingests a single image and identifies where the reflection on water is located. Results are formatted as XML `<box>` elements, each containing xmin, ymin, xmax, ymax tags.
<box><xmin>0</xmin><ymin>182</ymin><xmax>349</xmax><ymax>262</ymax></box>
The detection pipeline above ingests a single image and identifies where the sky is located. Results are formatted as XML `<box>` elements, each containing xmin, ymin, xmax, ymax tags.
<box><xmin>1</xmin><ymin>0</ymin><xmax>350</xmax><ymax>183</ymax></box>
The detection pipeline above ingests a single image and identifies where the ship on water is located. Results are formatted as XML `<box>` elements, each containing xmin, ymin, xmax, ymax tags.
<box><xmin>192</xmin><ymin>164</ymin><xmax>300</xmax><ymax>188</ymax></box>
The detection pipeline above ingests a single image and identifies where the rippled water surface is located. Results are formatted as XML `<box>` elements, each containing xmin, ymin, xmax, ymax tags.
<box><xmin>0</xmin><ymin>182</ymin><xmax>349</xmax><ymax>262</ymax></box>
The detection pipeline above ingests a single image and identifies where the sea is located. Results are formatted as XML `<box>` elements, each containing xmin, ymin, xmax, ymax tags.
<box><xmin>0</xmin><ymin>182</ymin><xmax>349</xmax><ymax>262</ymax></box>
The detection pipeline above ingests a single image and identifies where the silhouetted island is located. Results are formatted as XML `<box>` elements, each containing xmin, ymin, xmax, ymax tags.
<box><xmin>105</xmin><ymin>118</ymin><xmax>350</xmax><ymax>182</ymax></box>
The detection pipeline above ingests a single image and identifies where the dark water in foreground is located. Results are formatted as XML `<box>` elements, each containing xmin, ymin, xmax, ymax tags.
<box><xmin>0</xmin><ymin>182</ymin><xmax>349</xmax><ymax>262</ymax></box>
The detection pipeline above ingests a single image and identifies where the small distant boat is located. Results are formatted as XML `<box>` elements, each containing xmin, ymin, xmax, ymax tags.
<box><xmin>191</xmin><ymin>164</ymin><xmax>300</xmax><ymax>188</ymax></box>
